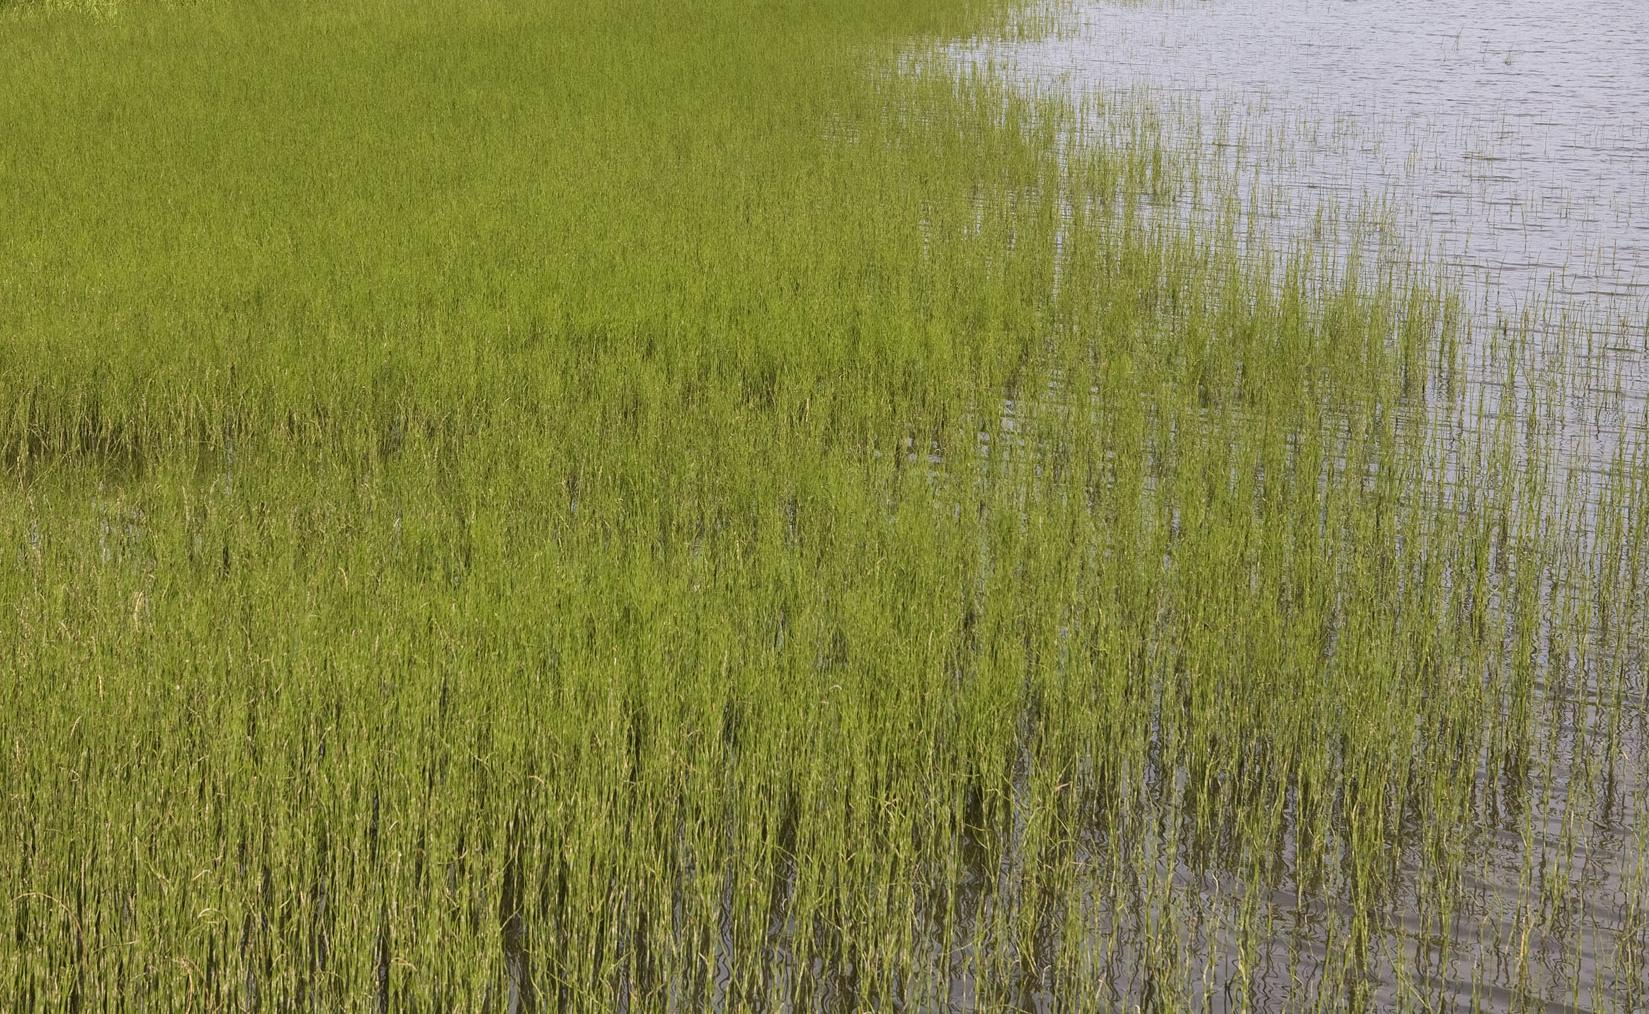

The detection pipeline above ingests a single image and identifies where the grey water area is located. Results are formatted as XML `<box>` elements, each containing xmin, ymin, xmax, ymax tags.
<box><xmin>954</xmin><ymin>0</ymin><xmax>1649</xmax><ymax>501</ymax></box>
<box><xmin>919</xmin><ymin>2</ymin><xmax>1649</xmax><ymax>1010</ymax></box>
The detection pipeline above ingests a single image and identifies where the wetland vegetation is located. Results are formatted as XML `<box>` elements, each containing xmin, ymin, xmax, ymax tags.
<box><xmin>3</xmin><ymin>0</ymin><xmax>1647</xmax><ymax>1009</ymax></box>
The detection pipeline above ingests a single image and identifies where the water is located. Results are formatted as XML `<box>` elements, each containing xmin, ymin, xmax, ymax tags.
<box><xmin>942</xmin><ymin>3</ymin><xmax>1649</xmax><ymax>1009</ymax></box>
<box><xmin>965</xmin><ymin>0</ymin><xmax>1649</xmax><ymax>326</ymax></box>
<box><xmin>958</xmin><ymin>0</ymin><xmax>1649</xmax><ymax>503</ymax></box>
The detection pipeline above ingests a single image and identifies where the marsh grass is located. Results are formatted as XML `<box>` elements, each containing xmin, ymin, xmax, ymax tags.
<box><xmin>3</xmin><ymin>0</ymin><xmax>1647</xmax><ymax>1009</ymax></box>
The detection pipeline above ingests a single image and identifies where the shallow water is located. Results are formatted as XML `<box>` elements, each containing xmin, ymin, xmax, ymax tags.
<box><xmin>966</xmin><ymin>0</ymin><xmax>1649</xmax><ymax>329</ymax></box>
<box><xmin>942</xmin><ymin>3</ymin><xmax>1649</xmax><ymax>1009</ymax></box>
<box><xmin>957</xmin><ymin>0</ymin><xmax>1649</xmax><ymax>509</ymax></box>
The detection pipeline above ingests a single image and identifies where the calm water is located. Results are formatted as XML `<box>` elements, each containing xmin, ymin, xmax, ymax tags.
<box><xmin>951</xmin><ymin>0</ymin><xmax>1649</xmax><ymax>530</ymax></box>
<box><xmin>967</xmin><ymin>0</ymin><xmax>1649</xmax><ymax>328</ymax></box>
<box><xmin>947</xmin><ymin>3</ymin><xmax>1649</xmax><ymax>1010</ymax></box>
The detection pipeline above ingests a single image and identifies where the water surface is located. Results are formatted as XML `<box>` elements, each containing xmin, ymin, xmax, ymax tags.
<box><xmin>967</xmin><ymin>0</ymin><xmax>1649</xmax><ymax>328</ymax></box>
<box><xmin>947</xmin><ymin>3</ymin><xmax>1649</xmax><ymax>1009</ymax></box>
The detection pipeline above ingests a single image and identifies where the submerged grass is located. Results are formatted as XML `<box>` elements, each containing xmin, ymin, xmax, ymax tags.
<box><xmin>3</xmin><ymin>0</ymin><xmax>1647</xmax><ymax>1010</ymax></box>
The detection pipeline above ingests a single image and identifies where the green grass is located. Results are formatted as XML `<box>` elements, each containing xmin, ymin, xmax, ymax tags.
<box><xmin>3</xmin><ymin>0</ymin><xmax>1647</xmax><ymax>1009</ymax></box>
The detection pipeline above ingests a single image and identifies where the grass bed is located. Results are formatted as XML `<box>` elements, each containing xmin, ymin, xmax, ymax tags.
<box><xmin>3</xmin><ymin>0</ymin><xmax>1646</xmax><ymax>1009</ymax></box>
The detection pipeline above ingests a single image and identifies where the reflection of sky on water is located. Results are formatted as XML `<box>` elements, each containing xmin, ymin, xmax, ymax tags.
<box><xmin>954</xmin><ymin>0</ymin><xmax>1649</xmax><ymax>506</ymax></box>
<box><xmin>944</xmin><ymin>9</ymin><xmax>1649</xmax><ymax>1009</ymax></box>
<box><xmin>960</xmin><ymin>0</ymin><xmax>1649</xmax><ymax>330</ymax></box>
